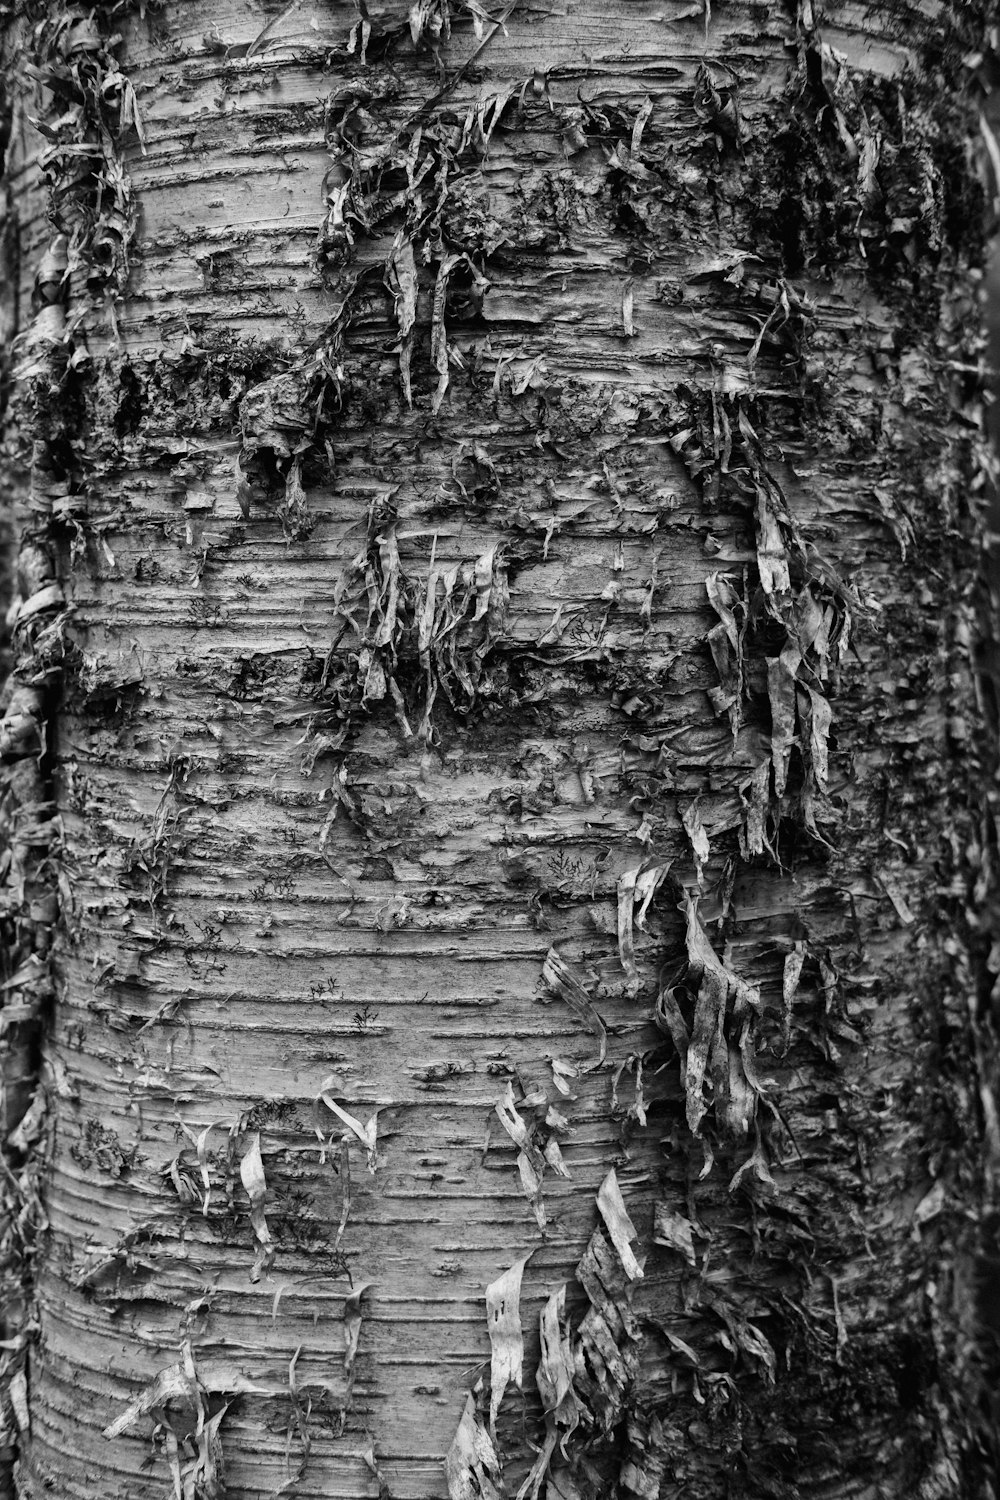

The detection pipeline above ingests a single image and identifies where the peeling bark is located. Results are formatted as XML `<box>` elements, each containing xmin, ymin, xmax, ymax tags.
<box><xmin>0</xmin><ymin>1</ymin><xmax>999</xmax><ymax>1498</ymax></box>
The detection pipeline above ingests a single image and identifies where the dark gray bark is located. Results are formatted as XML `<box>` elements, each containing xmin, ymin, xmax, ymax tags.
<box><xmin>0</xmin><ymin>1</ymin><xmax>998</xmax><ymax>1498</ymax></box>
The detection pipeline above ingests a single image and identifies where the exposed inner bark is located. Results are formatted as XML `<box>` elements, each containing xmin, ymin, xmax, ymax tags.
<box><xmin>0</xmin><ymin>2</ymin><xmax>998</xmax><ymax>1498</ymax></box>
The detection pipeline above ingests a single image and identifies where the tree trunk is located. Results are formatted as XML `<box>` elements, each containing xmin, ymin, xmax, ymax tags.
<box><xmin>0</xmin><ymin>1</ymin><xmax>997</xmax><ymax>1497</ymax></box>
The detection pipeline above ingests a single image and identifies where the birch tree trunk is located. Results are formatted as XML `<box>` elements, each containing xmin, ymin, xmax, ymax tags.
<box><xmin>0</xmin><ymin>1</ymin><xmax>998</xmax><ymax>1497</ymax></box>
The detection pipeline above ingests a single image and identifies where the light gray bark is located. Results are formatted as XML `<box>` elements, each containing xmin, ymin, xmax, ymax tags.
<box><xmin>0</xmin><ymin>2</ymin><xmax>998</xmax><ymax>1498</ymax></box>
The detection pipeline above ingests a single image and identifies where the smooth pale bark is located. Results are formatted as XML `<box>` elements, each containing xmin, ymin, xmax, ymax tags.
<box><xmin>0</xmin><ymin>2</ymin><xmax>998</xmax><ymax>1499</ymax></box>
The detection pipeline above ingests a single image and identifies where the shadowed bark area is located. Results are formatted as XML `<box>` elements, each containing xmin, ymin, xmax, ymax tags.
<box><xmin>0</xmin><ymin>1</ymin><xmax>998</xmax><ymax>1498</ymax></box>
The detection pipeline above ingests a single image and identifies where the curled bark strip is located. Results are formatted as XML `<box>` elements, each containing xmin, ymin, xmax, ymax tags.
<box><xmin>318</xmin><ymin>1079</ymin><xmax>379</xmax><ymax>1173</ymax></box>
<box><xmin>542</xmin><ymin>950</ymin><xmax>607</xmax><ymax>1066</ymax></box>
<box><xmin>728</xmin><ymin>1129</ymin><xmax>775</xmax><ymax>1195</ymax></box>
<box><xmin>654</xmin><ymin>975</ymin><xmax>691</xmax><ymax>1059</ymax></box>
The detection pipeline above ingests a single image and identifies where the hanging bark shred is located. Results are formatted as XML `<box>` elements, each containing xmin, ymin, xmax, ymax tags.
<box><xmin>341</xmin><ymin>1281</ymin><xmax>374</xmax><ymax>1434</ymax></box>
<box><xmin>564</xmin><ymin>1171</ymin><xmax>649</xmax><ymax>1482</ymax></box>
<box><xmin>485</xmin><ymin>1252</ymin><xmax>532</xmax><ymax>1435</ymax></box>
<box><xmin>705</xmin><ymin>573</ymin><xmax>746</xmax><ymax>736</ymax></box>
<box><xmin>536</xmin><ymin>1285</ymin><xmax>580</xmax><ymax>1436</ymax></box>
<box><xmin>766</xmin><ymin>642</ymin><xmax>803</xmax><ymax>797</ymax></box>
<box><xmin>780</xmin><ymin>940</ymin><xmax>807</xmax><ymax>1054</ymax></box>
<box><xmin>104</xmin><ymin>1342</ymin><xmax>241</xmax><ymax>1500</ymax></box>
<box><xmin>596</xmin><ymin>1169</ymin><xmax>644</xmax><ymax>1283</ymax></box>
<box><xmin>515</xmin><ymin>1285</ymin><xmax>579</xmax><ymax>1500</ymax></box>
<box><xmin>239</xmin><ymin>1132</ymin><xmax>275</xmax><ymax>1282</ymax></box>
<box><xmin>494</xmin><ymin>1083</ymin><xmax>549</xmax><ymax>1231</ymax></box>
<box><xmin>680</xmin><ymin>896</ymin><xmax>764</xmax><ymax>1144</ymax></box>
<box><xmin>387</xmin><ymin>234</ymin><xmax>418</xmax><ymax>406</ymax></box>
<box><xmin>458</xmin><ymin>1168</ymin><xmax>648</xmax><ymax>1498</ymax></box>
<box><xmin>363</xmin><ymin>1444</ymin><xmax>395</xmax><ymax>1500</ymax></box>
<box><xmin>681</xmin><ymin>800</ymin><xmax>710</xmax><ymax>886</ymax></box>
<box><xmin>740</xmin><ymin>758</ymin><xmax>772</xmax><ymax>859</ymax></box>
<box><xmin>617</xmin><ymin>862</ymin><xmax>672</xmax><ymax>995</ymax></box>
<box><xmin>179</xmin><ymin>1120</ymin><xmax>218</xmax><ymax>1216</ymax></box>
<box><xmin>652</xmin><ymin>1202</ymin><xmax>698</xmax><ymax>1265</ymax></box>
<box><xmin>618</xmin><ymin>1409</ymin><xmax>669</xmax><ymax>1500</ymax></box>
<box><xmin>334</xmin><ymin>1134</ymin><xmax>351</xmax><ymax>1248</ymax></box>
<box><xmin>321</xmin><ymin>514</ymin><xmax>507</xmax><ymax>746</ymax></box>
<box><xmin>431</xmin><ymin>254</ymin><xmax>462</xmax><ymax>413</ymax></box>
<box><xmin>281</xmin><ymin>1345</ymin><xmax>312</xmax><ymax>1494</ymax></box>
<box><xmin>446</xmin><ymin>1382</ymin><xmax>505</xmax><ymax>1500</ymax></box>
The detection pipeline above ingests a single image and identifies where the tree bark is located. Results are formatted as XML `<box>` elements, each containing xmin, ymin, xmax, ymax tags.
<box><xmin>0</xmin><ymin>1</ymin><xmax>998</xmax><ymax>1498</ymax></box>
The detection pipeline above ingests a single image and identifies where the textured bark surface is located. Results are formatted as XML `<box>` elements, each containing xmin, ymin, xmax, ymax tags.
<box><xmin>0</xmin><ymin>1</ymin><xmax>998</xmax><ymax>1498</ymax></box>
